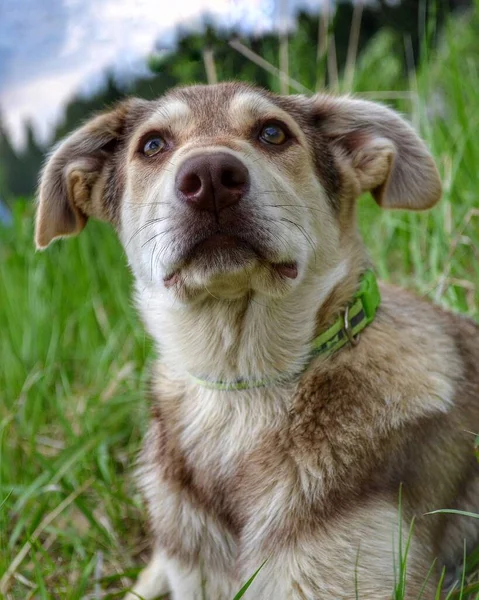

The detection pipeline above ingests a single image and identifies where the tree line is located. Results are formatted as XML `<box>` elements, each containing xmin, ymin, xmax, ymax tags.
<box><xmin>0</xmin><ymin>0</ymin><xmax>469</xmax><ymax>202</ymax></box>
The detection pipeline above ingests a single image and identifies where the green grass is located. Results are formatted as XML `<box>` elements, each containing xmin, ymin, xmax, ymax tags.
<box><xmin>0</xmin><ymin>206</ymin><xmax>151</xmax><ymax>598</ymax></box>
<box><xmin>1</xmin><ymin>5</ymin><xmax>479</xmax><ymax>599</ymax></box>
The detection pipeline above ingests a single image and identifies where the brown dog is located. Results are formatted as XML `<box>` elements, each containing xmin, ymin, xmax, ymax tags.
<box><xmin>36</xmin><ymin>83</ymin><xmax>479</xmax><ymax>599</ymax></box>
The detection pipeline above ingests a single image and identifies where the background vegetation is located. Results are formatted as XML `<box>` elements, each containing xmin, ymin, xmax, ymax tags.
<box><xmin>1</xmin><ymin>0</ymin><xmax>479</xmax><ymax>597</ymax></box>
<box><xmin>0</xmin><ymin>0</ymin><xmax>471</xmax><ymax>202</ymax></box>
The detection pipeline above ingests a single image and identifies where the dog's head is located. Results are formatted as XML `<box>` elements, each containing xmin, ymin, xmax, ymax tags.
<box><xmin>36</xmin><ymin>83</ymin><xmax>441</xmax><ymax>302</ymax></box>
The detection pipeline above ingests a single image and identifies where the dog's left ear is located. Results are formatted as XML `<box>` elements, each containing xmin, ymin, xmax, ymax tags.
<box><xmin>310</xmin><ymin>95</ymin><xmax>442</xmax><ymax>210</ymax></box>
<box><xmin>35</xmin><ymin>98</ymin><xmax>148</xmax><ymax>249</ymax></box>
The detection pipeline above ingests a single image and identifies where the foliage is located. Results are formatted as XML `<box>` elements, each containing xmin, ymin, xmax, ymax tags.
<box><xmin>0</xmin><ymin>0</ymin><xmax>469</xmax><ymax>201</ymax></box>
<box><xmin>1</xmin><ymin>1</ymin><xmax>479</xmax><ymax>598</ymax></box>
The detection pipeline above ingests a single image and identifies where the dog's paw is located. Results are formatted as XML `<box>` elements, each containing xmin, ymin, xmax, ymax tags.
<box><xmin>124</xmin><ymin>556</ymin><xmax>169</xmax><ymax>600</ymax></box>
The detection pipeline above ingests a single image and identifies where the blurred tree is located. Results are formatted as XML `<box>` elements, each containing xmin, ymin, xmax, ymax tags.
<box><xmin>1</xmin><ymin>0</ymin><xmax>471</xmax><ymax>200</ymax></box>
<box><xmin>53</xmin><ymin>72</ymin><xmax>124</xmax><ymax>140</ymax></box>
<box><xmin>0</xmin><ymin>116</ymin><xmax>7</xmax><ymax>197</ymax></box>
<box><xmin>20</xmin><ymin>122</ymin><xmax>45</xmax><ymax>195</ymax></box>
<box><xmin>0</xmin><ymin>118</ymin><xmax>45</xmax><ymax>201</ymax></box>
<box><xmin>0</xmin><ymin>118</ymin><xmax>24</xmax><ymax>202</ymax></box>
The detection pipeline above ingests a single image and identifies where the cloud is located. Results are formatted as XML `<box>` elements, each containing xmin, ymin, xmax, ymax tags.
<box><xmin>0</xmin><ymin>0</ymin><xmax>323</xmax><ymax>147</ymax></box>
<box><xmin>0</xmin><ymin>0</ymin><xmax>70</xmax><ymax>86</ymax></box>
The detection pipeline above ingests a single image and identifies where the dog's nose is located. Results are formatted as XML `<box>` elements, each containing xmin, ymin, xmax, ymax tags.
<box><xmin>175</xmin><ymin>153</ymin><xmax>249</xmax><ymax>214</ymax></box>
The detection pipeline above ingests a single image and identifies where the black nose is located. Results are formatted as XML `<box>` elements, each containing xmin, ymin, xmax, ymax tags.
<box><xmin>175</xmin><ymin>152</ymin><xmax>249</xmax><ymax>214</ymax></box>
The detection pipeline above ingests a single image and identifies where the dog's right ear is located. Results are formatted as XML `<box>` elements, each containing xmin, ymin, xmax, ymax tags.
<box><xmin>35</xmin><ymin>98</ymin><xmax>148</xmax><ymax>249</ymax></box>
<box><xmin>307</xmin><ymin>95</ymin><xmax>442</xmax><ymax>211</ymax></box>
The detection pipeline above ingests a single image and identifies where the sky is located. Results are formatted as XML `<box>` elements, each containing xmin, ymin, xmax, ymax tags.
<box><xmin>0</xmin><ymin>0</ymin><xmax>324</xmax><ymax>148</ymax></box>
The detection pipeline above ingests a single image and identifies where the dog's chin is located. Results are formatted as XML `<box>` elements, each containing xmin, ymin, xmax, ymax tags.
<box><xmin>163</xmin><ymin>234</ymin><xmax>299</xmax><ymax>301</ymax></box>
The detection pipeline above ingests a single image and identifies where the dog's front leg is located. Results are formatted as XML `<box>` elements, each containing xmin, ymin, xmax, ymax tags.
<box><xmin>164</xmin><ymin>556</ymin><xmax>239</xmax><ymax>600</ymax></box>
<box><xmin>124</xmin><ymin>547</ymin><xmax>170</xmax><ymax>600</ymax></box>
<box><xmin>161</xmin><ymin>555</ymin><xmax>203</xmax><ymax>600</ymax></box>
<box><xmin>124</xmin><ymin>549</ymin><xmax>223</xmax><ymax>600</ymax></box>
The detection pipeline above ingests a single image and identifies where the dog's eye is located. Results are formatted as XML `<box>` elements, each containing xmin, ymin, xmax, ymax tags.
<box><xmin>142</xmin><ymin>135</ymin><xmax>166</xmax><ymax>157</ymax></box>
<box><xmin>259</xmin><ymin>123</ymin><xmax>288</xmax><ymax>145</ymax></box>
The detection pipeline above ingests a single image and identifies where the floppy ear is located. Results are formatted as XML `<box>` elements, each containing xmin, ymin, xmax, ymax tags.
<box><xmin>35</xmin><ymin>98</ymin><xmax>148</xmax><ymax>249</ymax></box>
<box><xmin>311</xmin><ymin>95</ymin><xmax>442</xmax><ymax>210</ymax></box>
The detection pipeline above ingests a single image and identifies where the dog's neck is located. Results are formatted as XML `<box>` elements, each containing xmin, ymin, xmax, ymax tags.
<box><xmin>138</xmin><ymin>253</ymin><xmax>368</xmax><ymax>386</ymax></box>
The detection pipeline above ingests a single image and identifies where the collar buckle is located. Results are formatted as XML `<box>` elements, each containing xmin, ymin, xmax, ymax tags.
<box><xmin>343</xmin><ymin>305</ymin><xmax>360</xmax><ymax>347</ymax></box>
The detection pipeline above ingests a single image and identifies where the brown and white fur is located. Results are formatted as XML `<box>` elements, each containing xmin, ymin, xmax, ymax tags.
<box><xmin>35</xmin><ymin>83</ymin><xmax>479</xmax><ymax>599</ymax></box>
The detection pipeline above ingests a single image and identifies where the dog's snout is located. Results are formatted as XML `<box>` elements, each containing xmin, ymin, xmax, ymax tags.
<box><xmin>175</xmin><ymin>153</ymin><xmax>249</xmax><ymax>213</ymax></box>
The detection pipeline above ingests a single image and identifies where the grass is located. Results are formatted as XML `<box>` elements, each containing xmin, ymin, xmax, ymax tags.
<box><xmin>1</xmin><ymin>4</ymin><xmax>479</xmax><ymax>599</ymax></box>
<box><xmin>0</xmin><ymin>206</ymin><xmax>150</xmax><ymax>598</ymax></box>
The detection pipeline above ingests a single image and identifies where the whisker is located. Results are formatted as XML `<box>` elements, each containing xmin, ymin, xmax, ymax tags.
<box><xmin>248</xmin><ymin>294</ymin><xmax>272</xmax><ymax>309</ymax></box>
<box><xmin>261</xmin><ymin>201</ymin><xmax>331</xmax><ymax>217</ymax></box>
<box><xmin>156</xmin><ymin>225</ymin><xmax>183</xmax><ymax>257</ymax></box>
<box><xmin>150</xmin><ymin>242</ymin><xmax>158</xmax><ymax>282</ymax></box>
<box><xmin>279</xmin><ymin>217</ymin><xmax>317</xmax><ymax>266</ymax></box>
<box><xmin>126</xmin><ymin>217</ymin><xmax>170</xmax><ymax>247</ymax></box>
<box><xmin>248</xmin><ymin>217</ymin><xmax>291</xmax><ymax>252</ymax></box>
<box><xmin>203</xmin><ymin>284</ymin><xmax>221</xmax><ymax>301</ymax></box>
<box><xmin>267</xmin><ymin>229</ymin><xmax>290</xmax><ymax>254</ymax></box>
<box><xmin>141</xmin><ymin>229</ymin><xmax>173</xmax><ymax>248</ymax></box>
<box><xmin>123</xmin><ymin>201</ymin><xmax>174</xmax><ymax>207</ymax></box>
<box><xmin>154</xmin><ymin>241</ymin><xmax>163</xmax><ymax>272</ymax></box>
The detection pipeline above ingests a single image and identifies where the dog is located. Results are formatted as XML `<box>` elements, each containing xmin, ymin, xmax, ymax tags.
<box><xmin>35</xmin><ymin>83</ymin><xmax>479</xmax><ymax>599</ymax></box>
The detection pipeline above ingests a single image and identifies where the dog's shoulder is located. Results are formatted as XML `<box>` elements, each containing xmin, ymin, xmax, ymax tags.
<box><xmin>289</xmin><ymin>282</ymin><xmax>477</xmax><ymax>463</ymax></box>
<box><xmin>303</xmin><ymin>282</ymin><xmax>462</xmax><ymax>409</ymax></box>
<box><xmin>376</xmin><ymin>282</ymin><xmax>479</xmax><ymax>406</ymax></box>
<box><xmin>286</xmin><ymin>284</ymin><xmax>479</xmax><ymax>513</ymax></box>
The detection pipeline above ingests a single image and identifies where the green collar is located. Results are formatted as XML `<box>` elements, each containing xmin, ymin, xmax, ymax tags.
<box><xmin>189</xmin><ymin>270</ymin><xmax>381</xmax><ymax>391</ymax></box>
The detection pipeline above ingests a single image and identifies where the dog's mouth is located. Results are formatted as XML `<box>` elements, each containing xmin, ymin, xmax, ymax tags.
<box><xmin>195</xmin><ymin>233</ymin><xmax>249</xmax><ymax>252</ymax></box>
<box><xmin>163</xmin><ymin>232</ymin><xmax>298</xmax><ymax>287</ymax></box>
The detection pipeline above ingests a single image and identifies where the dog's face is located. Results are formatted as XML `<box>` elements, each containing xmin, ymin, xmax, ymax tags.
<box><xmin>36</xmin><ymin>83</ymin><xmax>441</xmax><ymax>302</ymax></box>
<box><xmin>120</xmin><ymin>86</ymin><xmax>342</xmax><ymax>301</ymax></box>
